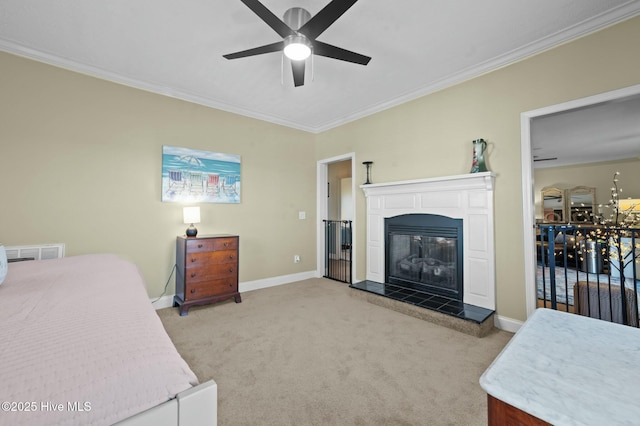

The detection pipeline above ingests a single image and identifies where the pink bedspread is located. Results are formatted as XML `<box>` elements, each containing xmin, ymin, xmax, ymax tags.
<box><xmin>0</xmin><ymin>254</ymin><xmax>198</xmax><ymax>426</ymax></box>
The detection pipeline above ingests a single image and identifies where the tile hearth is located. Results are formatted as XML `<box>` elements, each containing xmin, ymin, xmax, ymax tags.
<box><xmin>350</xmin><ymin>280</ymin><xmax>495</xmax><ymax>337</ymax></box>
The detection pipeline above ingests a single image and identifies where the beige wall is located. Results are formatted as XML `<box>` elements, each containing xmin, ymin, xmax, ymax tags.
<box><xmin>315</xmin><ymin>16</ymin><xmax>640</xmax><ymax>322</ymax></box>
<box><xmin>2</xmin><ymin>16</ymin><xmax>639</xmax><ymax>322</ymax></box>
<box><xmin>0</xmin><ymin>52</ymin><xmax>317</xmax><ymax>297</ymax></box>
<box><xmin>534</xmin><ymin>159</ymin><xmax>640</xmax><ymax>220</ymax></box>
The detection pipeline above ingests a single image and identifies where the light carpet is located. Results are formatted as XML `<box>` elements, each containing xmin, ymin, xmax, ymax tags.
<box><xmin>157</xmin><ymin>278</ymin><xmax>513</xmax><ymax>426</ymax></box>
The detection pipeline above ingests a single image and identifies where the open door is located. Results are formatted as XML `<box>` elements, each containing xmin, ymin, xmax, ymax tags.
<box><xmin>317</xmin><ymin>154</ymin><xmax>356</xmax><ymax>283</ymax></box>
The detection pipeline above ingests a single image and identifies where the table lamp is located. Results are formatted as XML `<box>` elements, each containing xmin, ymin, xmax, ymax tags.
<box><xmin>183</xmin><ymin>207</ymin><xmax>201</xmax><ymax>237</ymax></box>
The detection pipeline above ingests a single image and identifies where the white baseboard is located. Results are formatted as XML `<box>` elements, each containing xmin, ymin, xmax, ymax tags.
<box><xmin>151</xmin><ymin>270</ymin><xmax>319</xmax><ymax>310</ymax></box>
<box><xmin>494</xmin><ymin>314</ymin><xmax>523</xmax><ymax>333</ymax></box>
<box><xmin>151</xmin><ymin>294</ymin><xmax>175</xmax><ymax>310</ymax></box>
<box><xmin>240</xmin><ymin>270</ymin><xmax>318</xmax><ymax>293</ymax></box>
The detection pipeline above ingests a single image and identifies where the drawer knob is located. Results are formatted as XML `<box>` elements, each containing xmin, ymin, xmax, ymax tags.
<box><xmin>224</xmin><ymin>242</ymin><xmax>229</xmax><ymax>247</ymax></box>
<box><xmin>190</xmin><ymin>289</ymin><xmax>196</xmax><ymax>294</ymax></box>
<box><xmin>228</xmin><ymin>255</ymin><xmax>235</xmax><ymax>260</ymax></box>
<box><xmin>228</xmin><ymin>268</ymin><xmax>234</xmax><ymax>273</ymax></box>
<box><xmin>191</xmin><ymin>273</ymin><xmax>197</xmax><ymax>278</ymax></box>
<box><xmin>191</xmin><ymin>258</ymin><xmax>197</xmax><ymax>263</ymax></box>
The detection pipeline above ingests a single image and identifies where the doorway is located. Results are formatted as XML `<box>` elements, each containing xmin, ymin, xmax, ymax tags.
<box><xmin>521</xmin><ymin>83</ymin><xmax>640</xmax><ymax>317</ymax></box>
<box><xmin>316</xmin><ymin>153</ymin><xmax>356</xmax><ymax>282</ymax></box>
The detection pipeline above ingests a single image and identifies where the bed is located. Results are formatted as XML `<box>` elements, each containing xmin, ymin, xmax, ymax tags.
<box><xmin>0</xmin><ymin>254</ymin><xmax>217</xmax><ymax>426</ymax></box>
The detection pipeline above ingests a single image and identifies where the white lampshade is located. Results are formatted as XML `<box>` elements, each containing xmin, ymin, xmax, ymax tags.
<box><xmin>183</xmin><ymin>207</ymin><xmax>201</xmax><ymax>224</ymax></box>
<box><xmin>284</xmin><ymin>35</ymin><xmax>311</xmax><ymax>61</ymax></box>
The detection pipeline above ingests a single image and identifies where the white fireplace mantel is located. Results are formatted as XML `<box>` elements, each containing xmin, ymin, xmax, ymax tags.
<box><xmin>361</xmin><ymin>172</ymin><xmax>496</xmax><ymax>311</ymax></box>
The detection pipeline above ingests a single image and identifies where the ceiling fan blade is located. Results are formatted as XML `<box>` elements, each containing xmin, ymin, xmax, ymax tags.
<box><xmin>239</xmin><ymin>0</ymin><xmax>294</xmax><ymax>38</ymax></box>
<box><xmin>223</xmin><ymin>41</ymin><xmax>284</xmax><ymax>60</ymax></box>
<box><xmin>291</xmin><ymin>60</ymin><xmax>305</xmax><ymax>87</ymax></box>
<box><xmin>299</xmin><ymin>0</ymin><xmax>359</xmax><ymax>39</ymax></box>
<box><xmin>313</xmin><ymin>41</ymin><xmax>370</xmax><ymax>65</ymax></box>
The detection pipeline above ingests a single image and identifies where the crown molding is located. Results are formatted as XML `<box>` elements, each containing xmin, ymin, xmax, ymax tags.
<box><xmin>2</xmin><ymin>2</ymin><xmax>639</xmax><ymax>134</ymax></box>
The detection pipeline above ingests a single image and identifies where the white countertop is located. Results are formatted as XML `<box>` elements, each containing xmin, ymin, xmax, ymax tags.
<box><xmin>480</xmin><ymin>308</ymin><xmax>640</xmax><ymax>425</ymax></box>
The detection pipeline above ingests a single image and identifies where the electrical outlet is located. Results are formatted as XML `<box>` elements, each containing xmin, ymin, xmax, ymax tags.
<box><xmin>294</xmin><ymin>255</ymin><xmax>301</xmax><ymax>263</ymax></box>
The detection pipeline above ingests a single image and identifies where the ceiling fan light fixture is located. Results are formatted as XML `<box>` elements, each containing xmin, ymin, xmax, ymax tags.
<box><xmin>223</xmin><ymin>1</ymin><xmax>370</xmax><ymax>87</ymax></box>
<box><xmin>284</xmin><ymin>35</ymin><xmax>311</xmax><ymax>61</ymax></box>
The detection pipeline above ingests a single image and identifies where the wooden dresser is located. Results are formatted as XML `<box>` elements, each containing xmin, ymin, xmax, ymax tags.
<box><xmin>173</xmin><ymin>234</ymin><xmax>241</xmax><ymax>316</ymax></box>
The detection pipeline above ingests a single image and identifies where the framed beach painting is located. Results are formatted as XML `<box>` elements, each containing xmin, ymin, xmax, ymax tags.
<box><xmin>162</xmin><ymin>145</ymin><xmax>241</xmax><ymax>203</ymax></box>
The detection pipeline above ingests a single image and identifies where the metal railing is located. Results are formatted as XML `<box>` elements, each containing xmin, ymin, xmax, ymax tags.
<box><xmin>323</xmin><ymin>220</ymin><xmax>352</xmax><ymax>284</ymax></box>
<box><xmin>537</xmin><ymin>224</ymin><xmax>639</xmax><ymax>327</ymax></box>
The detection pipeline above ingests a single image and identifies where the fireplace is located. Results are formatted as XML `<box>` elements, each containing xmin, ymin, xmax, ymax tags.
<box><xmin>353</xmin><ymin>174</ymin><xmax>496</xmax><ymax>333</ymax></box>
<box><xmin>360</xmin><ymin>173</ymin><xmax>496</xmax><ymax>311</ymax></box>
<box><xmin>386</xmin><ymin>214</ymin><xmax>463</xmax><ymax>300</ymax></box>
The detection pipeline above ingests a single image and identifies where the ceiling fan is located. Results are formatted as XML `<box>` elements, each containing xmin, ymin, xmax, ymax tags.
<box><xmin>223</xmin><ymin>0</ymin><xmax>371</xmax><ymax>87</ymax></box>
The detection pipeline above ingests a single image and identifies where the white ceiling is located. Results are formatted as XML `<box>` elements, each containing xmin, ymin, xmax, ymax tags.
<box><xmin>1</xmin><ymin>0</ymin><xmax>639</xmax><ymax>138</ymax></box>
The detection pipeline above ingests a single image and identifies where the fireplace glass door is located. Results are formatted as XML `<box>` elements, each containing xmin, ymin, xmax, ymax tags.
<box><xmin>385</xmin><ymin>214</ymin><xmax>463</xmax><ymax>300</ymax></box>
<box><xmin>389</xmin><ymin>233</ymin><xmax>458</xmax><ymax>290</ymax></box>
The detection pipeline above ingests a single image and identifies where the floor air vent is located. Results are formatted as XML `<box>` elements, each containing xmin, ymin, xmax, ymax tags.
<box><xmin>5</xmin><ymin>243</ymin><xmax>65</xmax><ymax>261</ymax></box>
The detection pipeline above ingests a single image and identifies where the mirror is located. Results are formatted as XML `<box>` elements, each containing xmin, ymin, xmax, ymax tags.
<box><xmin>542</xmin><ymin>187</ymin><xmax>565</xmax><ymax>222</ymax></box>
<box><xmin>567</xmin><ymin>186</ymin><xmax>596</xmax><ymax>223</ymax></box>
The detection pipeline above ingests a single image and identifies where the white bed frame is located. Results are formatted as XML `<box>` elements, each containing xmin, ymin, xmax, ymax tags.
<box><xmin>115</xmin><ymin>380</ymin><xmax>217</xmax><ymax>426</ymax></box>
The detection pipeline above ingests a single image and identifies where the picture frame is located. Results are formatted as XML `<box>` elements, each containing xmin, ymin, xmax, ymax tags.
<box><xmin>161</xmin><ymin>145</ymin><xmax>241</xmax><ymax>203</ymax></box>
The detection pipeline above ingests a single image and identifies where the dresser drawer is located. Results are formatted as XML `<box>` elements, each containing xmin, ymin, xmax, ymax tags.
<box><xmin>184</xmin><ymin>250</ymin><xmax>237</xmax><ymax>269</ymax></box>
<box><xmin>184</xmin><ymin>250</ymin><xmax>238</xmax><ymax>270</ymax></box>
<box><xmin>184</xmin><ymin>263</ymin><xmax>237</xmax><ymax>283</ymax></box>
<box><xmin>184</xmin><ymin>278</ymin><xmax>237</xmax><ymax>301</ymax></box>
<box><xmin>186</xmin><ymin>237</ymin><xmax>238</xmax><ymax>253</ymax></box>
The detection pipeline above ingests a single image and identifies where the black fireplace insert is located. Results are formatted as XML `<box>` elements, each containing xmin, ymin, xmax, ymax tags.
<box><xmin>385</xmin><ymin>214</ymin><xmax>463</xmax><ymax>300</ymax></box>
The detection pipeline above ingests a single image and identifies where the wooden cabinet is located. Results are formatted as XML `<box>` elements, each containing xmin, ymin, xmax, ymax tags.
<box><xmin>173</xmin><ymin>234</ymin><xmax>241</xmax><ymax>316</ymax></box>
<box><xmin>487</xmin><ymin>395</ymin><xmax>551</xmax><ymax>426</ymax></box>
